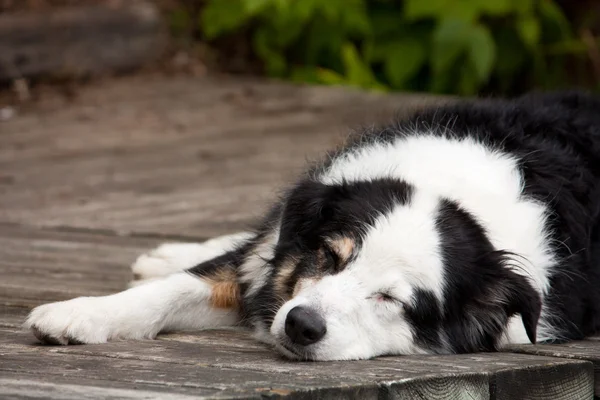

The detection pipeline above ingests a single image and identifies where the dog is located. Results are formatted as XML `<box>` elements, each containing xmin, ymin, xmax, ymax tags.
<box><xmin>25</xmin><ymin>91</ymin><xmax>600</xmax><ymax>361</ymax></box>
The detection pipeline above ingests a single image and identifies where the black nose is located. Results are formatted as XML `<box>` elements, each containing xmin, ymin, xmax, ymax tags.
<box><xmin>284</xmin><ymin>306</ymin><xmax>327</xmax><ymax>346</ymax></box>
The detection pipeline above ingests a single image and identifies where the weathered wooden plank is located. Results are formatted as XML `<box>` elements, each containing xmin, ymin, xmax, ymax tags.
<box><xmin>0</xmin><ymin>225</ymin><xmax>162</xmax><ymax>307</ymax></box>
<box><xmin>4</xmin><ymin>74</ymin><xmax>597</xmax><ymax>398</ymax></box>
<box><xmin>0</xmin><ymin>373</ymin><xmax>223</xmax><ymax>400</ymax></box>
<box><xmin>506</xmin><ymin>341</ymin><xmax>600</xmax><ymax>396</ymax></box>
<box><xmin>0</xmin><ymin>76</ymin><xmax>447</xmax><ymax>237</ymax></box>
<box><xmin>0</xmin><ymin>306</ymin><xmax>28</xmax><ymax>328</ymax></box>
<box><xmin>0</xmin><ymin>326</ymin><xmax>593</xmax><ymax>400</ymax></box>
<box><xmin>0</xmin><ymin>350</ymin><xmax>376</xmax><ymax>399</ymax></box>
<box><xmin>0</xmin><ymin>1</ymin><xmax>166</xmax><ymax>81</ymax></box>
<box><xmin>492</xmin><ymin>361</ymin><xmax>594</xmax><ymax>400</ymax></box>
<box><xmin>1</xmin><ymin>222</ymin><xmax>597</xmax><ymax>398</ymax></box>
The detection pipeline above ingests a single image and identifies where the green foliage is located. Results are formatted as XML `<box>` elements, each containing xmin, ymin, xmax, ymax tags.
<box><xmin>179</xmin><ymin>0</ymin><xmax>590</xmax><ymax>95</ymax></box>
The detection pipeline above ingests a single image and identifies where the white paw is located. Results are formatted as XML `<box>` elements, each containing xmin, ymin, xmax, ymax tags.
<box><xmin>25</xmin><ymin>297</ymin><xmax>112</xmax><ymax>345</ymax></box>
<box><xmin>130</xmin><ymin>232</ymin><xmax>252</xmax><ymax>284</ymax></box>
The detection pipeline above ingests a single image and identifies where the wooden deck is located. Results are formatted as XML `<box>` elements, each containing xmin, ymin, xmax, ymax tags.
<box><xmin>1</xmin><ymin>75</ymin><xmax>599</xmax><ymax>399</ymax></box>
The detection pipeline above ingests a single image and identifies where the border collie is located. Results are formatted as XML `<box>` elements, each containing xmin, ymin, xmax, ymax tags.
<box><xmin>25</xmin><ymin>91</ymin><xmax>600</xmax><ymax>361</ymax></box>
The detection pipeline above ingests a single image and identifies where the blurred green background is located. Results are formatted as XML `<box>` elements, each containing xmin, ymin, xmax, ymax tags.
<box><xmin>166</xmin><ymin>0</ymin><xmax>600</xmax><ymax>96</ymax></box>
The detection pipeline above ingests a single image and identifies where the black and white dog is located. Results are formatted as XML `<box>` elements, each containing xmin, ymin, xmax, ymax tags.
<box><xmin>26</xmin><ymin>91</ymin><xmax>600</xmax><ymax>360</ymax></box>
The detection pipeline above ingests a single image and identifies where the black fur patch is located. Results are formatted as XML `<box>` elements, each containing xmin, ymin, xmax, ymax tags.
<box><xmin>275</xmin><ymin>178</ymin><xmax>414</xmax><ymax>290</ymax></box>
<box><xmin>188</xmin><ymin>91</ymin><xmax>600</xmax><ymax>354</ymax></box>
<box><xmin>434</xmin><ymin>199</ymin><xmax>541</xmax><ymax>352</ymax></box>
<box><xmin>329</xmin><ymin>91</ymin><xmax>600</xmax><ymax>344</ymax></box>
<box><xmin>404</xmin><ymin>288</ymin><xmax>444</xmax><ymax>351</ymax></box>
<box><xmin>279</xmin><ymin>178</ymin><xmax>414</xmax><ymax>248</ymax></box>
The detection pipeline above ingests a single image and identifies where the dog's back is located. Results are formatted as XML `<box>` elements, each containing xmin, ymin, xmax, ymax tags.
<box><xmin>358</xmin><ymin>91</ymin><xmax>600</xmax><ymax>343</ymax></box>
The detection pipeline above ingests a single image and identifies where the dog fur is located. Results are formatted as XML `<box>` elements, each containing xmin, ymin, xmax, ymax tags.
<box><xmin>26</xmin><ymin>91</ymin><xmax>600</xmax><ymax>361</ymax></box>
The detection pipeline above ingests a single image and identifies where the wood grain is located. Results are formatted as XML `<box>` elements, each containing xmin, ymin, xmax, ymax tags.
<box><xmin>0</xmin><ymin>76</ymin><xmax>446</xmax><ymax>238</ymax></box>
<box><xmin>0</xmin><ymin>373</ymin><xmax>223</xmax><ymax>400</ymax></box>
<box><xmin>506</xmin><ymin>341</ymin><xmax>600</xmax><ymax>397</ymax></box>
<box><xmin>0</xmin><ymin>324</ymin><xmax>594</xmax><ymax>399</ymax></box>
<box><xmin>0</xmin><ymin>225</ymin><xmax>161</xmax><ymax>307</ymax></box>
<box><xmin>0</xmin><ymin>1</ymin><xmax>166</xmax><ymax>80</ymax></box>
<box><xmin>1</xmin><ymin>74</ymin><xmax>598</xmax><ymax>398</ymax></box>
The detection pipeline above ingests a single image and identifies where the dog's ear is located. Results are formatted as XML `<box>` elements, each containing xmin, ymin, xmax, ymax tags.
<box><xmin>435</xmin><ymin>201</ymin><xmax>543</xmax><ymax>351</ymax></box>
<box><xmin>474</xmin><ymin>269</ymin><xmax>542</xmax><ymax>347</ymax></box>
<box><xmin>500</xmin><ymin>270</ymin><xmax>542</xmax><ymax>344</ymax></box>
<box><xmin>445</xmin><ymin>265</ymin><xmax>542</xmax><ymax>353</ymax></box>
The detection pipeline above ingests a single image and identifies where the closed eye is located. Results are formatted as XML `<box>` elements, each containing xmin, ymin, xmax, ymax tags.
<box><xmin>373</xmin><ymin>291</ymin><xmax>404</xmax><ymax>306</ymax></box>
<box><xmin>323</xmin><ymin>246</ymin><xmax>341</xmax><ymax>271</ymax></box>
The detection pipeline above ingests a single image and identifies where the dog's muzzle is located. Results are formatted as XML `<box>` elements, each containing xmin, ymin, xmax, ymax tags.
<box><xmin>284</xmin><ymin>306</ymin><xmax>327</xmax><ymax>346</ymax></box>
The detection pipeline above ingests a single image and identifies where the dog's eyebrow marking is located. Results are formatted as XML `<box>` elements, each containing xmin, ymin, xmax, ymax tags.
<box><xmin>273</xmin><ymin>258</ymin><xmax>298</xmax><ymax>299</ymax></box>
<box><xmin>203</xmin><ymin>268</ymin><xmax>240</xmax><ymax>309</ymax></box>
<box><xmin>325</xmin><ymin>236</ymin><xmax>355</xmax><ymax>263</ymax></box>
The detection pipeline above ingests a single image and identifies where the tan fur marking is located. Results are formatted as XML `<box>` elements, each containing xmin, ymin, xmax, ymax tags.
<box><xmin>210</xmin><ymin>280</ymin><xmax>240</xmax><ymax>309</ymax></box>
<box><xmin>204</xmin><ymin>268</ymin><xmax>240</xmax><ymax>309</ymax></box>
<box><xmin>327</xmin><ymin>236</ymin><xmax>355</xmax><ymax>262</ymax></box>
<box><xmin>273</xmin><ymin>258</ymin><xmax>297</xmax><ymax>299</ymax></box>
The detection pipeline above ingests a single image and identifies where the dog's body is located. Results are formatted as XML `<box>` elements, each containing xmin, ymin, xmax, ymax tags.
<box><xmin>26</xmin><ymin>91</ymin><xmax>600</xmax><ymax>360</ymax></box>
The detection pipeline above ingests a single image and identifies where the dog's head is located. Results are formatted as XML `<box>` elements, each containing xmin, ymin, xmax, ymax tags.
<box><xmin>262</xmin><ymin>178</ymin><xmax>542</xmax><ymax>360</ymax></box>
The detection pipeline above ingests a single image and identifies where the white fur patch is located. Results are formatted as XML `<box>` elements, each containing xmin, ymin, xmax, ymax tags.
<box><xmin>131</xmin><ymin>232</ymin><xmax>252</xmax><ymax>285</ymax></box>
<box><xmin>25</xmin><ymin>273</ymin><xmax>238</xmax><ymax>345</ymax></box>
<box><xmin>269</xmin><ymin>193</ymin><xmax>443</xmax><ymax>360</ymax></box>
<box><xmin>27</xmin><ymin>131</ymin><xmax>559</xmax><ymax>357</ymax></box>
<box><xmin>356</xmin><ymin>190</ymin><xmax>445</xmax><ymax>299</ymax></box>
<box><xmin>268</xmin><ymin>134</ymin><xmax>558</xmax><ymax>358</ymax></box>
<box><xmin>320</xmin><ymin>134</ymin><xmax>555</xmax><ymax>336</ymax></box>
<box><xmin>239</xmin><ymin>229</ymin><xmax>279</xmax><ymax>298</ymax></box>
<box><xmin>270</xmin><ymin>276</ymin><xmax>428</xmax><ymax>360</ymax></box>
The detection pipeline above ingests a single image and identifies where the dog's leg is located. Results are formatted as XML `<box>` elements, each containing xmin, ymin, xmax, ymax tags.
<box><xmin>130</xmin><ymin>232</ymin><xmax>253</xmax><ymax>285</ymax></box>
<box><xmin>25</xmin><ymin>249</ymin><xmax>247</xmax><ymax>345</ymax></box>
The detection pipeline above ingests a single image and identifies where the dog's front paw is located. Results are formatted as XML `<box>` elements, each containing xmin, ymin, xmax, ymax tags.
<box><xmin>25</xmin><ymin>297</ymin><xmax>111</xmax><ymax>345</ymax></box>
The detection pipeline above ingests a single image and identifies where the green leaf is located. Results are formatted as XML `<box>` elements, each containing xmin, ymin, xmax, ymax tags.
<box><xmin>458</xmin><ymin>63</ymin><xmax>480</xmax><ymax>95</ymax></box>
<box><xmin>369</xmin><ymin>10</ymin><xmax>407</xmax><ymax>38</ymax></box>
<box><xmin>468</xmin><ymin>24</ymin><xmax>496</xmax><ymax>83</ymax></box>
<box><xmin>303</xmin><ymin>17</ymin><xmax>346</xmax><ymax>65</ymax></box>
<box><xmin>341</xmin><ymin>42</ymin><xmax>370</xmax><ymax>85</ymax></box>
<box><xmin>315</xmin><ymin>68</ymin><xmax>348</xmax><ymax>85</ymax></box>
<box><xmin>445</xmin><ymin>4</ymin><xmax>479</xmax><ymax>22</ymax></box>
<box><xmin>517</xmin><ymin>16</ymin><xmax>541</xmax><ymax>48</ymax></box>
<box><xmin>404</xmin><ymin>0</ymin><xmax>449</xmax><ymax>20</ymax></box>
<box><xmin>477</xmin><ymin>0</ymin><xmax>512</xmax><ymax>16</ymax></box>
<box><xmin>367</xmin><ymin>41</ymin><xmax>391</xmax><ymax>63</ymax></box>
<box><xmin>290</xmin><ymin>67</ymin><xmax>321</xmax><ymax>84</ymax></box>
<box><xmin>244</xmin><ymin>0</ymin><xmax>272</xmax><ymax>14</ymax></box>
<box><xmin>510</xmin><ymin>0</ymin><xmax>534</xmax><ymax>15</ymax></box>
<box><xmin>253</xmin><ymin>27</ymin><xmax>287</xmax><ymax>76</ymax></box>
<box><xmin>266</xmin><ymin>8</ymin><xmax>306</xmax><ymax>47</ymax></box>
<box><xmin>384</xmin><ymin>39</ymin><xmax>426</xmax><ymax>88</ymax></box>
<box><xmin>289</xmin><ymin>0</ymin><xmax>320</xmax><ymax>22</ymax></box>
<box><xmin>318</xmin><ymin>0</ymin><xmax>343</xmax><ymax>21</ymax></box>
<box><xmin>405</xmin><ymin>0</ymin><xmax>479</xmax><ymax>22</ymax></box>
<box><xmin>340</xmin><ymin>42</ymin><xmax>387</xmax><ymax>90</ymax></box>
<box><xmin>431</xmin><ymin>18</ymin><xmax>471</xmax><ymax>73</ymax></box>
<box><xmin>201</xmin><ymin>0</ymin><xmax>249</xmax><ymax>39</ymax></box>
<box><xmin>340</xmin><ymin>0</ymin><xmax>371</xmax><ymax>35</ymax></box>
